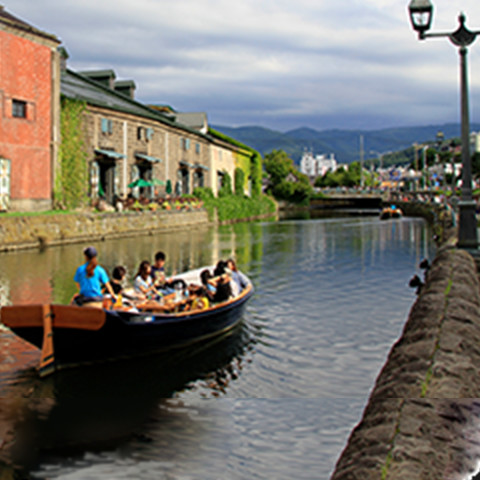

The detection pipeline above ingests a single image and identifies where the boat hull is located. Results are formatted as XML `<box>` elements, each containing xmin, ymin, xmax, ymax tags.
<box><xmin>1</xmin><ymin>284</ymin><xmax>253</xmax><ymax>374</ymax></box>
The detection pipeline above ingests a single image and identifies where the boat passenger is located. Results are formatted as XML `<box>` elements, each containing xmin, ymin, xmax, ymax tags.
<box><xmin>213</xmin><ymin>260</ymin><xmax>228</xmax><ymax>277</ymax></box>
<box><xmin>151</xmin><ymin>251</ymin><xmax>166</xmax><ymax>285</ymax></box>
<box><xmin>200</xmin><ymin>269</ymin><xmax>216</xmax><ymax>301</ymax></box>
<box><xmin>134</xmin><ymin>260</ymin><xmax>160</xmax><ymax>300</ymax></box>
<box><xmin>226</xmin><ymin>258</ymin><xmax>249</xmax><ymax>294</ymax></box>
<box><xmin>185</xmin><ymin>287</ymin><xmax>210</xmax><ymax>311</ymax></box>
<box><xmin>111</xmin><ymin>265</ymin><xmax>127</xmax><ymax>295</ymax></box>
<box><xmin>201</xmin><ymin>266</ymin><xmax>232</xmax><ymax>303</ymax></box>
<box><xmin>109</xmin><ymin>265</ymin><xmax>139</xmax><ymax>310</ymax></box>
<box><xmin>151</xmin><ymin>251</ymin><xmax>177</xmax><ymax>295</ymax></box>
<box><xmin>74</xmin><ymin>246</ymin><xmax>116</xmax><ymax>305</ymax></box>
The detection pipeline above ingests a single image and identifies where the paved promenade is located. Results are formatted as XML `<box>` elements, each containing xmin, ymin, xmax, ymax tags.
<box><xmin>330</xmin><ymin>245</ymin><xmax>480</xmax><ymax>480</ymax></box>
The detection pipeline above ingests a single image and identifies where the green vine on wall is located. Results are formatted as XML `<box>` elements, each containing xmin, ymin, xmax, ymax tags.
<box><xmin>55</xmin><ymin>97</ymin><xmax>88</xmax><ymax>210</ymax></box>
<box><xmin>250</xmin><ymin>152</ymin><xmax>263</xmax><ymax>197</ymax></box>
<box><xmin>234</xmin><ymin>167</ymin><xmax>246</xmax><ymax>196</ymax></box>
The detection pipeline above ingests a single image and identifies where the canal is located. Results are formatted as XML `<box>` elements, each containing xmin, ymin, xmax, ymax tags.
<box><xmin>0</xmin><ymin>215</ymin><xmax>433</xmax><ymax>479</ymax></box>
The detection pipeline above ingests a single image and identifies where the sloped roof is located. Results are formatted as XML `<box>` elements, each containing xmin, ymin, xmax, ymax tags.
<box><xmin>175</xmin><ymin>112</ymin><xmax>208</xmax><ymax>133</ymax></box>
<box><xmin>0</xmin><ymin>6</ymin><xmax>59</xmax><ymax>44</ymax></box>
<box><xmin>61</xmin><ymin>69</ymin><xmax>255</xmax><ymax>154</ymax></box>
<box><xmin>61</xmin><ymin>69</ymin><xmax>202</xmax><ymax>135</ymax></box>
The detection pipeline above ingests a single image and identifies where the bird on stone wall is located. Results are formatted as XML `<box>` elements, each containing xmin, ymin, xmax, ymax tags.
<box><xmin>409</xmin><ymin>274</ymin><xmax>424</xmax><ymax>295</ymax></box>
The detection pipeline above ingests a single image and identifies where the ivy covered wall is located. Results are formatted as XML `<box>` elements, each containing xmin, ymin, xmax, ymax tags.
<box><xmin>56</xmin><ymin>97</ymin><xmax>88</xmax><ymax>209</ymax></box>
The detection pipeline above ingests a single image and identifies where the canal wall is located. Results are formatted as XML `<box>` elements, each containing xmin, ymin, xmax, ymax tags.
<box><xmin>0</xmin><ymin>210</ymin><xmax>210</xmax><ymax>252</ymax></box>
<box><xmin>330</xmin><ymin>245</ymin><xmax>480</xmax><ymax>480</ymax></box>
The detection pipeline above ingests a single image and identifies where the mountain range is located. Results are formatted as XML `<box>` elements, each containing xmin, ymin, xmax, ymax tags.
<box><xmin>212</xmin><ymin>123</ymin><xmax>480</xmax><ymax>165</ymax></box>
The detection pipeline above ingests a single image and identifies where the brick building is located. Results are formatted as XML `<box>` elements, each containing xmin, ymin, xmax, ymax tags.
<box><xmin>0</xmin><ymin>7</ymin><xmax>60</xmax><ymax>211</ymax></box>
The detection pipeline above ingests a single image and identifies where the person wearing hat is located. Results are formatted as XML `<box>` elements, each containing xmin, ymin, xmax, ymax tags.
<box><xmin>74</xmin><ymin>246</ymin><xmax>116</xmax><ymax>305</ymax></box>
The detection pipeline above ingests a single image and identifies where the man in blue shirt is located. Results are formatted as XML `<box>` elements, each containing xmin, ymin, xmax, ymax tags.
<box><xmin>74</xmin><ymin>246</ymin><xmax>116</xmax><ymax>304</ymax></box>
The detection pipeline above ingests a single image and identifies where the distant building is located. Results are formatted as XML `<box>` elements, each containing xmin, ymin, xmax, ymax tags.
<box><xmin>471</xmin><ymin>132</ymin><xmax>480</xmax><ymax>154</ymax></box>
<box><xmin>300</xmin><ymin>150</ymin><xmax>337</xmax><ymax>178</ymax></box>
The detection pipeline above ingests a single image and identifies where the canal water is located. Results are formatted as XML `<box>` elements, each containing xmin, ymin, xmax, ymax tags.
<box><xmin>0</xmin><ymin>216</ymin><xmax>433</xmax><ymax>479</ymax></box>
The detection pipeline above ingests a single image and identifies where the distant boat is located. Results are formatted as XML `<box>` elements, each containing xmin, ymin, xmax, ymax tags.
<box><xmin>380</xmin><ymin>205</ymin><xmax>403</xmax><ymax>220</ymax></box>
<box><xmin>1</xmin><ymin>266</ymin><xmax>254</xmax><ymax>377</ymax></box>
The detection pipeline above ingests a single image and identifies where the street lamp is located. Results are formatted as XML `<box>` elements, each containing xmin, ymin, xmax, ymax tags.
<box><xmin>408</xmin><ymin>0</ymin><xmax>480</xmax><ymax>251</ymax></box>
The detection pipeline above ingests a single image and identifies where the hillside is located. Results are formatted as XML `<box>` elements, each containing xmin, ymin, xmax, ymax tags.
<box><xmin>212</xmin><ymin>123</ymin><xmax>480</xmax><ymax>164</ymax></box>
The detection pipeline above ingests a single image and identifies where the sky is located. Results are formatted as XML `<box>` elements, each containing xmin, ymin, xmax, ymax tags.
<box><xmin>7</xmin><ymin>0</ymin><xmax>480</xmax><ymax>132</ymax></box>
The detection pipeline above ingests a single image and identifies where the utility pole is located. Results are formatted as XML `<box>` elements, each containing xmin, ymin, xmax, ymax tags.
<box><xmin>360</xmin><ymin>135</ymin><xmax>364</xmax><ymax>189</ymax></box>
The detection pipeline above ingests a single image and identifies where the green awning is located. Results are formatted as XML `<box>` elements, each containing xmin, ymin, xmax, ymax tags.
<box><xmin>95</xmin><ymin>149</ymin><xmax>126</xmax><ymax>160</ymax></box>
<box><xmin>128</xmin><ymin>178</ymin><xmax>153</xmax><ymax>188</ymax></box>
<box><xmin>195</xmin><ymin>164</ymin><xmax>210</xmax><ymax>171</ymax></box>
<box><xmin>135</xmin><ymin>153</ymin><xmax>163</xmax><ymax>163</ymax></box>
<box><xmin>179</xmin><ymin>160</ymin><xmax>194</xmax><ymax>168</ymax></box>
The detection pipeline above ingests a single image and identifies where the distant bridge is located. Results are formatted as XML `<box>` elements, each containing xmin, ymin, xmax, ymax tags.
<box><xmin>310</xmin><ymin>194</ymin><xmax>384</xmax><ymax>211</ymax></box>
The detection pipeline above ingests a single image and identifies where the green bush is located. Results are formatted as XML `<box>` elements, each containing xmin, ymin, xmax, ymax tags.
<box><xmin>193</xmin><ymin>187</ymin><xmax>215</xmax><ymax>200</ymax></box>
<box><xmin>198</xmin><ymin>190</ymin><xmax>276</xmax><ymax>222</ymax></box>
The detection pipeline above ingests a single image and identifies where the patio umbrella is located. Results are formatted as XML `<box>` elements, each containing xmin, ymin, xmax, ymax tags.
<box><xmin>128</xmin><ymin>178</ymin><xmax>153</xmax><ymax>188</ymax></box>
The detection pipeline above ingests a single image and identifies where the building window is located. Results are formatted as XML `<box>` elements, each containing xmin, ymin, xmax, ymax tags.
<box><xmin>12</xmin><ymin>99</ymin><xmax>27</xmax><ymax>118</ymax></box>
<box><xmin>146</xmin><ymin>128</ymin><xmax>154</xmax><ymax>141</ymax></box>
<box><xmin>195</xmin><ymin>143</ymin><xmax>201</xmax><ymax>155</ymax></box>
<box><xmin>101</xmin><ymin>118</ymin><xmax>113</xmax><ymax>134</ymax></box>
<box><xmin>137</xmin><ymin>127</ymin><xmax>143</xmax><ymax>140</ymax></box>
<box><xmin>181</xmin><ymin>138</ymin><xmax>190</xmax><ymax>151</ymax></box>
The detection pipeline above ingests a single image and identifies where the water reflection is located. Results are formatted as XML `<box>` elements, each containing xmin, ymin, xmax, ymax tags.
<box><xmin>0</xmin><ymin>321</ymin><xmax>253</xmax><ymax>478</ymax></box>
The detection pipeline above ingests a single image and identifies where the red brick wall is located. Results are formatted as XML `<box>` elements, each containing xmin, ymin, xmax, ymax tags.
<box><xmin>0</xmin><ymin>29</ymin><xmax>53</xmax><ymax>202</ymax></box>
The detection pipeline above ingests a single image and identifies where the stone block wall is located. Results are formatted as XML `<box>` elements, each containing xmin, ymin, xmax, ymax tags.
<box><xmin>0</xmin><ymin>210</ymin><xmax>209</xmax><ymax>252</ymax></box>
<box><xmin>330</xmin><ymin>247</ymin><xmax>480</xmax><ymax>480</ymax></box>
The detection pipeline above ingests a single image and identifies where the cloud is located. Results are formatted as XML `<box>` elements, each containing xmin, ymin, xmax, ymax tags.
<box><xmin>7</xmin><ymin>0</ymin><xmax>480</xmax><ymax>131</ymax></box>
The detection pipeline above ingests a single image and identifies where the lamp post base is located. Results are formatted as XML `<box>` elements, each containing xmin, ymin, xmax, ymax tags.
<box><xmin>457</xmin><ymin>199</ymin><xmax>479</xmax><ymax>251</ymax></box>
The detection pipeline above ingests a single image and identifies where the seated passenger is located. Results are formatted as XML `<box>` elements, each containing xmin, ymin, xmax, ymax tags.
<box><xmin>213</xmin><ymin>278</ymin><xmax>232</xmax><ymax>303</ymax></box>
<box><xmin>227</xmin><ymin>258</ymin><xmax>249</xmax><ymax>294</ymax></box>
<box><xmin>184</xmin><ymin>287</ymin><xmax>210</xmax><ymax>311</ymax></box>
<box><xmin>111</xmin><ymin>265</ymin><xmax>126</xmax><ymax>295</ymax></box>
<box><xmin>200</xmin><ymin>266</ymin><xmax>232</xmax><ymax>303</ymax></box>
<box><xmin>134</xmin><ymin>260</ymin><xmax>160</xmax><ymax>300</ymax></box>
<box><xmin>110</xmin><ymin>265</ymin><xmax>139</xmax><ymax>311</ymax></box>
<box><xmin>73</xmin><ymin>246</ymin><xmax>116</xmax><ymax>305</ymax></box>
<box><xmin>200</xmin><ymin>269</ymin><xmax>216</xmax><ymax>301</ymax></box>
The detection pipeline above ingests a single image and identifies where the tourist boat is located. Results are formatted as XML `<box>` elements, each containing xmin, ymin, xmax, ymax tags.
<box><xmin>0</xmin><ymin>267</ymin><xmax>254</xmax><ymax>377</ymax></box>
<box><xmin>380</xmin><ymin>205</ymin><xmax>403</xmax><ymax>220</ymax></box>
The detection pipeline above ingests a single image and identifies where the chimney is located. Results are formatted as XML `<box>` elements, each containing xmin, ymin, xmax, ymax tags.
<box><xmin>80</xmin><ymin>69</ymin><xmax>116</xmax><ymax>89</ymax></box>
<box><xmin>58</xmin><ymin>46</ymin><xmax>69</xmax><ymax>72</ymax></box>
<box><xmin>114</xmin><ymin>80</ymin><xmax>136</xmax><ymax>100</ymax></box>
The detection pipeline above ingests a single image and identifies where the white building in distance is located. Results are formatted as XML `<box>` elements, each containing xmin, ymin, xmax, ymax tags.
<box><xmin>300</xmin><ymin>150</ymin><xmax>337</xmax><ymax>178</ymax></box>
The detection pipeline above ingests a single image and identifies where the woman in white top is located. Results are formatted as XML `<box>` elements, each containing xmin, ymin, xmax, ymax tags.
<box><xmin>134</xmin><ymin>260</ymin><xmax>158</xmax><ymax>300</ymax></box>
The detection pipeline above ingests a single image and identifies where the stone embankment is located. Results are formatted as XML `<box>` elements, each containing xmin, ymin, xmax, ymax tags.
<box><xmin>330</xmin><ymin>245</ymin><xmax>480</xmax><ymax>480</ymax></box>
<box><xmin>0</xmin><ymin>210</ymin><xmax>209</xmax><ymax>251</ymax></box>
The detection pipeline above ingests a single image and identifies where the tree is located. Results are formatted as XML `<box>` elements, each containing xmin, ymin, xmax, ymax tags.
<box><xmin>264</xmin><ymin>150</ymin><xmax>294</xmax><ymax>183</ymax></box>
<box><xmin>264</xmin><ymin>150</ymin><xmax>313</xmax><ymax>204</ymax></box>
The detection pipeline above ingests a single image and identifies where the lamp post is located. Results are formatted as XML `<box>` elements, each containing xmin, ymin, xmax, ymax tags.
<box><xmin>408</xmin><ymin>0</ymin><xmax>479</xmax><ymax>251</ymax></box>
